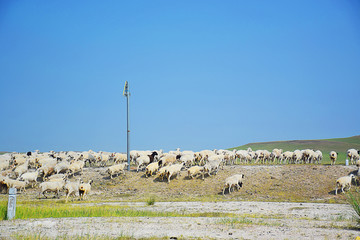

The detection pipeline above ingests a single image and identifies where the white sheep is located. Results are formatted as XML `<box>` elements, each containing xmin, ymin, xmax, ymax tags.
<box><xmin>329</xmin><ymin>151</ymin><xmax>338</xmax><ymax>165</ymax></box>
<box><xmin>1</xmin><ymin>176</ymin><xmax>27</xmax><ymax>193</ymax></box>
<box><xmin>166</xmin><ymin>163</ymin><xmax>184</xmax><ymax>183</ymax></box>
<box><xmin>64</xmin><ymin>178</ymin><xmax>81</xmax><ymax>202</ymax></box>
<box><xmin>18</xmin><ymin>171</ymin><xmax>39</xmax><ymax>188</ymax></box>
<box><xmin>187</xmin><ymin>166</ymin><xmax>204</xmax><ymax>179</ymax></box>
<box><xmin>79</xmin><ymin>180</ymin><xmax>93</xmax><ymax>200</ymax></box>
<box><xmin>68</xmin><ymin>160</ymin><xmax>85</xmax><ymax>176</ymax></box>
<box><xmin>156</xmin><ymin>165</ymin><xmax>171</xmax><ymax>181</ymax></box>
<box><xmin>14</xmin><ymin>160</ymin><xmax>29</xmax><ymax>178</ymax></box>
<box><xmin>114</xmin><ymin>153</ymin><xmax>127</xmax><ymax>163</ymax></box>
<box><xmin>335</xmin><ymin>174</ymin><xmax>355</xmax><ymax>195</ymax></box>
<box><xmin>202</xmin><ymin>158</ymin><xmax>223</xmax><ymax>178</ymax></box>
<box><xmin>347</xmin><ymin>149</ymin><xmax>360</xmax><ymax>165</ymax></box>
<box><xmin>158</xmin><ymin>154</ymin><xmax>177</xmax><ymax>167</ymax></box>
<box><xmin>54</xmin><ymin>161</ymin><xmax>70</xmax><ymax>174</ymax></box>
<box><xmin>281</xmin><ymin>151</ymin><xmax>293</xmax><ymax>164</ymax></box>
<box><xmin>179</xmin><ymin>154</ymin><xmax>195</xmax><ymax>167</ymax></box>
<box><xmin>39</xmin><ymin>180</ymin><xmax>66</xmax><ymax>198</ymax></box>
<box><xmin>106</xmin><ymin>163</ymin><xmax>128</xmax><ymax>179</ymax></box>
<box><xmin>145</xmin><ymin>162</ymin><xmax>159</xmax><ymax>178</ymax></box>
<box><xmin>222</xmin><ymin>174</ymin><xmax>244</xmax><ymax>195</ymax></box>
<box><xmin>313</xmin><ymin>150</ymin><xmax>323</xmax><ymax>164</ymax></box>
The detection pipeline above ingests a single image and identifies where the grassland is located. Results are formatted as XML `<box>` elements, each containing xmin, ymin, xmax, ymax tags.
<box><xmin>230</xmin><ymin>135</ymin><xmax>360</xmax><ymax>165</ymax></box>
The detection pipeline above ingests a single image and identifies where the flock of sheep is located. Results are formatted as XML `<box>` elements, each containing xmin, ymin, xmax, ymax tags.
<box><xmin>0</xmin><ymin>147</ymin><xmax>360</xmax><ymax>199</ymax></box>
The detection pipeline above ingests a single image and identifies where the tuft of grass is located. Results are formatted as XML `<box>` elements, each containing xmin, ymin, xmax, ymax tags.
<box><xmin>0</xmin><ymin>201</ymin><xmax>7</xmax><ymax>220</ymax></box>
<box><xmin>0</xmin><ymin>201</ymin><xmax>237</xmax><ymax>220</ymax></box>
<box><xmin>347</xmin><ymin>191</ymin><xmax>360</xmax><ymax>223</ymax></box>
<box><xmin>146</xmin><ymin>196</ymin><xmax>156</xmax><ymax>206</ymax></box>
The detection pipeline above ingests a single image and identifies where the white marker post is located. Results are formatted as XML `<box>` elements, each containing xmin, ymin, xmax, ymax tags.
<box><xmin>123</xmin><ymin>81</ymin><xmax>130</xmax><ymax>171</ymax></box>
<box><xmin>7</xmin><ymin>188</ymin><xmax>16</xmax><ymax>220</ymax></box>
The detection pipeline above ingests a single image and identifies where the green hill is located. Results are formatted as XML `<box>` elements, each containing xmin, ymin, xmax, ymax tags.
<box><xmin>230</xmin><ymin>135</ymin><xmax>360</xmax><ymax>165</ymax></box>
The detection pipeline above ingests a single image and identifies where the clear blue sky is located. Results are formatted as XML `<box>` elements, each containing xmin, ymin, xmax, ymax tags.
<box><xmin>1</xmin><ymin>1</ymin><xmax>359</xmax><ymax>153</ymax></box>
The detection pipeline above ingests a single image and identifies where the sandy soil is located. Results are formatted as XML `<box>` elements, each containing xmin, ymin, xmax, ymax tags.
<box><xmin>0</xmin><ymin>201</ymin><xmax>359</xmax><ymax>239</ymax></box>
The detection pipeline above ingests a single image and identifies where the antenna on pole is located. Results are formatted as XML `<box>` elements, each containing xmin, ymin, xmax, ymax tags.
<box><xmin>123</xmin><ymin>81</ymin><xmax>130</xmax><ymax>171</ymax></box>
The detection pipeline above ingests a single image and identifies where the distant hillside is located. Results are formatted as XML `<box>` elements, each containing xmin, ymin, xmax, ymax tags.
<box><xmin>230</xmin><ymin>135</ymin><xmax>360</xmax><ymax>164</ymax></box>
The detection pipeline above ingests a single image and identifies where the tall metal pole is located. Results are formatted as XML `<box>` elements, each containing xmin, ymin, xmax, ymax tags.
<box><xmin>123</xmin><ymin>81</ymin><xmax>130</xmax><ymax>171</ymax></box>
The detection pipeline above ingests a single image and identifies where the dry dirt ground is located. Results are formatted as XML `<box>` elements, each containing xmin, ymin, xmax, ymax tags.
<box><xmin>1</xmin><ymin>164</ymin><xmax>360</xmax><ymax>239</ymax></box>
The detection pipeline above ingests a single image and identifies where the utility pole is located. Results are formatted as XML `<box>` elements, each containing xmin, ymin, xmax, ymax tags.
<box><xmin>123</xmin><ymin>81</ymin><xmax>130</xmax><ymax>171</ymax></box>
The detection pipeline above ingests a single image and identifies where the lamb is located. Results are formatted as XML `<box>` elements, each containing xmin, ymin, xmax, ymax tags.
<box><xmin>187</xmin><ymin>166</ymin><xmax>204</xmax><ymax>179</ymax></box>
<box><xmin>79</xmin><ymin>180</ymin><xmax>93</xmax><ymax>200</ymax></box>
<box><xmin>222</xmin><ymin>174</ymin><xmax>244</xmax><ymax>195</ymax></box>
<box><xmin>106</xmin><ymin>163</ymin><xmax>128</xmax><ymax>179</ymax></box>
<box><xmin>347</xmin><ymin>149</ymin><xmax>360</xmax><ymax>165</ymax></box>
<box><xmin>335</xmin><ymin>174</ymin><xmax>355</xmax><ymax>195</ymax></box>
<box><xmin>165</xmin><ymin>163</ymin><xmax>184</xmax><ymax>183</ymax></box>
<box><xmin>64</xmin><ymin>178</ymin><xmax>81</xmax><ymax>202</ymax></box>
<box><xmin>329</xmin><ymin>151</ymin><xmax>338</xmax><ymax>165</ymax></box>
<box><xmin>145</xmin><ymin>162</ymin><xmax>159</xmax><ymax>178</ymax></box>
<box><xmin>39</xmin><ymin>180</ymin><xmax>65</xmax><ymax>198</ymax></box>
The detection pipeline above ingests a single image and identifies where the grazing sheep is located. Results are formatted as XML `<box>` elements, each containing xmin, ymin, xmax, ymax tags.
<box><xmin>39</xmin><ymin>180</ymin><xmax>65</xmax><ymax>198</ymax></box>
<box><xmin>158</xmin><ymin>154</ymin><xmax>177</xmax><ymax>167</ymax></box>
<box><xmin>79</xmin><ymin>180</ymin><xmax>93</xmax><ymax>200</ymax></box>
<box><xmin>156</xmin><ymin>165</ymin><xmax>172</xmax><ymax>181</ymax></box>
<box><xmin>114</xmin><ymin>153</ymin><xmax>127</xmax><ymax>164</ymax></box>
<box><xmin>14</xmin><ymin>160</ymin><xmax>29</xmax><ymax>178</ymax></box>
<box><xmin>18</xmin><ymin>171</ymin><xmax>39</xmax><ymax>188</ymax></box>
<box><xmin>271</xmin><ymin>149</ymin><xmax>283</xmax><ymax>164</ymax></box>
<box><xmin>179</xmin><ymin>154</ymin><xmax>195</xmax><ymax>167</ymax></box>
<box><xmin>281</xmin><ymin>151</ymin><xmax>293</xmax><ymax>164</ymax></box>
<box><xmin>187</xmin><ymin>166</ymin><xmax>204</xmax><ymax>179</ymax></box>
<box><xmin>329</xmin><ymin>151</ymin><xmax>338</xmax><ymax>165</ymax></box>
<box><xmin>1</xmin><ymin>177</ymin><xmax>27</xmax><ymax>193</ymax></box>
<box><xmin>106</xmin><ymin>163</ymin><xmax>128</xmax><ymax>179</ymax></box>
<box><xmin>313</xmin><ymin>150</ymin><xmax>323</xmax><ymax>164</ymax></box>
<box><xmin>145</xmin><ymin>162</ymin><xmax>159</xmax><ymax>178</ymax></box>
<box><xmin>38</xmin><ymin>164</ymin><xmax>55</xmax><ymax>181</ymax></box>
<box><xmin>136</xmin><ymin>155</ymin><xmax>151</xmax><ymax>172</ymax></box>
<box><xmin>54</xmin><ymin>161</ymin><xmax>71</xmax><ymax>174</ymax></box>
<box><xmin>292</xmin><ymin>150</ymin><xmax>303</xmax><ymax>164</ymax></box>
<box><xmin>347</xmin><ymin>149</ymin><xmax>360</xmax><ymax>165</ymax></box>
<box><xmin>64</xmin><ymin>178</ymin><xmax>81</xmax><ymax>202</ymax></box>
<box><xmin>335</xmin><ymin>174</ymin><xmax>355</xmax><ymax>195</ymax></box>
<box><xmin>166</xmin><ymin>163</ymin><xmax>184</xmax><ymax>183</ymax></box>
<box><xmin>222</xmin><ymin>174</ymin><xmax>244</xmax><ymax>195</ymax></box>
<box><xmin>202</xmin><ymin>158</ymin><xmax>223</xmax><ymax>178</ymax></box>
<box><xmin>68</xmin><ymin>160</ymin><xmax>85</xmax><ymax>176</ymax></box>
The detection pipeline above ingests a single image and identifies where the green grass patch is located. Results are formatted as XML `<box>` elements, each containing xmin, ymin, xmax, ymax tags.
<box><xmin>0</xmin><ymin>201</ymin><xmax>237</xmax><ymax>220</ymax></box>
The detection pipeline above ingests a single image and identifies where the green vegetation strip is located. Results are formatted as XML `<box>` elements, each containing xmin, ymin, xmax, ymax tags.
<box><xmin>0</xmin><ymin>201</ymin><xmax>236</xmax><ymax>220</ymax></box>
